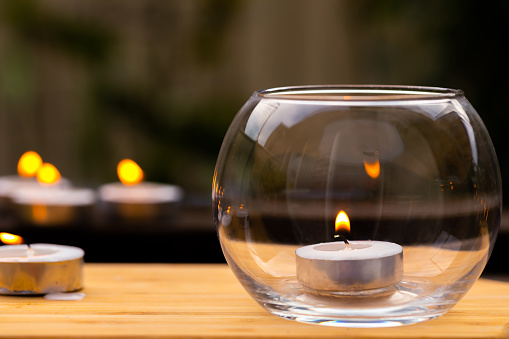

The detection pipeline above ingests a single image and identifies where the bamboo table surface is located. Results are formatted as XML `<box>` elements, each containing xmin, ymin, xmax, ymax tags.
<box><xmin>0</xmin><ymin>264</ymin><xmax>508</xmax><ymax>338</ymax></box>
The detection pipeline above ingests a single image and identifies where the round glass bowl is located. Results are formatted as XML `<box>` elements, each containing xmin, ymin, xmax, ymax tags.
<box><xmin>213</xmin><ymin>85</ymin><xmax>501</xmax><ymax>327</ymax></box>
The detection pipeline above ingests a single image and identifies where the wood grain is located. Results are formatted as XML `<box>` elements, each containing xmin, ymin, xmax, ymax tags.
<box><xmin>0</xmin><ymin>264</ymin><xmax>507</xmax><ymax>338</ymax></box>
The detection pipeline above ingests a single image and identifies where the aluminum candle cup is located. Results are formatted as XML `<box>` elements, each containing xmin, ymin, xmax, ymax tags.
<box><xmin>296</xmin><ymin>241</ymin><xmax>403</xmax><ymax>294</ymax></box>
<box><xmin>0</xmin><ymin>244</ymin><xmax>84</xmax><ymax>295</ymax></box>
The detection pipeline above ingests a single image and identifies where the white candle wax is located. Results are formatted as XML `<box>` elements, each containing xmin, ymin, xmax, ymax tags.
<box><xmin>0</xmin><ymin>244</ymin><xmax>84</xmax><ymax>294</ymax></box>
<box><xmin>11</xmin><ymin>186</ymin><xmax>96</xmax><ymax>206</ymax></box>
<box><xmin>0</xmin><ymin>176</ymin><xmax>38</xmax><ymax>198</ymax></box>
<box><xmin>98</xmin><ymin>182</ymin><xmax>183</xmax><ymax>204</ymax></box>
<box><xmin>0</xmin><ymin>244</ymin><xmax>84</xmax><ymax>262</ymax></box>
<box><xmin>0</xmin><ymin>176</ymin><xmax>71</xmax><ymax>199</ymax></box>
<box><xmin>296</xmin><ymin>241</ymin><xmax>403</xmax><ymax>293</ymax></box>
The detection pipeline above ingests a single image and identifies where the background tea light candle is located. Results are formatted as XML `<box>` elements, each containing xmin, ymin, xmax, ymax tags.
<box><xmin>5</xmin><ymin>161</ymin><xmax>92</xmax><ymax>226</ymax></box>
<box><xmin>295</xmin><ymin>240</ymin><xmax>403</xmax><ymax>293</ymax></box>
<box><xmin>99</xmin><ymin>182</ymin><xmax>183</xmax><ymax>219</ymax></box>
<box><xmin>10</xmin><ymin>187</ymin><xmax>96</xmax><ymax>226</ymax></box>
<box><xmin>0</xmin><ymin>243</ymin><xmax>84</xmax><ymax>294</ymax></box>
<box><xmin>98</xmin><ymin>159</ymin><xmax>183</xmax><ymax>220</ymax></box>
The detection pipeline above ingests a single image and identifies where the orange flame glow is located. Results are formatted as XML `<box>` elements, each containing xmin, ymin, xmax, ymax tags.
<box><xmin>36</xmin><ymin>163</ymin><xmax>61</xmax><ymax>185</ymax></box>
<box><xmin>17</xmin><ymin>151</ymin><xmax>43</xmax><ymax>177</ymax></box>
<box><xmin>0</xmin><ymin>232</ymin><xmax>23</xmax><ymax>245</ymax></box>
<box><xmin>364</xmin><ymin>159</ymin><xmax>380</xmax><ymax>179</ymax></box>
<box><xmin>32</xmin><ymin>205</ymin><xmax>48</xmax><ymax>224</ymax></box>
<box><xmin>117</xmin><ymin>159</ymin><xmax>143</xmax><ymax>185</ymax></box>
<box><xmin>335</xmin><ymin>210</ymin><xmax>350</xmax><ymax>234</ymax></box>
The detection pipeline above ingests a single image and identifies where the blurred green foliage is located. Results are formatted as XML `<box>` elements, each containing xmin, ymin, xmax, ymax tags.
<box><xmin>2</xmin><ymin>0</ymin><xmax>113</xmax><ymax>64</ymax></box>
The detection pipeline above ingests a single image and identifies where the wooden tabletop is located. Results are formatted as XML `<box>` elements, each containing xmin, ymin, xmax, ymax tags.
<box><xmin>0</xmin><ymin>264</ymin><xmax>507</xmax><ymax>338</ymax></box>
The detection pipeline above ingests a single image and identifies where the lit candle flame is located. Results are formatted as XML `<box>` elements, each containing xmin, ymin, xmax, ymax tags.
<box><xmin>0</xmin><ymin>232</ymin><xmax>23</xmax><ymax>245</ymax></box>
<box><xmin>36</xmin><ymin>163</ymin><xmax>61</xmax><ymax>185</ymax></box>
<box><xmin>117</xmin><ymin>159</ymin><xmax>143</xmax><ymax>185</ymax></box>
<box><xmin>335</xmin><ymin>210</ymin><xmax>350</xmax><ymax>234</ymax></box>
<box><xmin>17</xmin><ymin>151</ymin><xmax>43</xmax><ymax>177</ymax></box>
<box><xmin>334</xmin><ymin>211</ymin><xmax>351</xmax><ymax>250</ymax></box>
<box><xmin>364</xmin><ymin>159</ymin><xmax>380</xmax><ymax>179</ymax></box>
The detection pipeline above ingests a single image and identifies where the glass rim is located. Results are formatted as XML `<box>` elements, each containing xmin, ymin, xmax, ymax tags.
<box><xmin>256</xmin><ymin>85</ymin><xmax>464</xmax><ymax>102</ymax></box>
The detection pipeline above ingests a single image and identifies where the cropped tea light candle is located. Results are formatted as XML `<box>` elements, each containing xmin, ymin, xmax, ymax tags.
<box><xmin>0</xmin><ymin>233</ymin><xmax>84</xmax><ymax>295</ymax></box>
<box><xmin>0</xmin><ymin>152</ymin><xmax>70</xmax><ymax>206</ymax></box>
<box><xmin>98</xmin><ymin>159</ymin><xmax>183</xmax><ymax>220</ymax></box>
<box><xmin>295</xmin><ymin>211</ymin><xmax>403</xmax><ymax>294</ymax></box>
<box><xmin>0</xmin><ymin>151</ymin><xmax>42</xmax><ymax>200</ymax></box>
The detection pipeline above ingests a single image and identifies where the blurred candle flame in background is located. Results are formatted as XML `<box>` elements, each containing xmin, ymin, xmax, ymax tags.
<box><xmin>117</xmin><ymin>159</ymin><xmax>143</xmax><ymax>185</ymax></box>
<box><xmin>0</xmin><ymin>232</ymin><xmax>23</xmax><ymax>245</ymax></box>
<box><xmin>17</xmin><ymin>151</ymin><xmax>42</xmax><ymax>178</ymax></box>
<box><xmin>36</xmin><ymin>163</ymin><xmax>61</xmax><ymax>185</ymax></box>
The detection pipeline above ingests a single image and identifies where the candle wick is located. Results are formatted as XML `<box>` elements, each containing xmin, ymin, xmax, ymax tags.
<box><xmin>334</xmin><ymin>234</ymin><xmax>349</xmax><ymax>244</ymax></box>
<box><xmin>334</xmin><ymin>234</ymin><xmax>352</xmax><ymax>250</ymax></box>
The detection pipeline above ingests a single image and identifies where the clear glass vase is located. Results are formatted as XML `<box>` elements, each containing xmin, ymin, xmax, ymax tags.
<box><xmin>213</xmin><ymin>85</ymin><xmax>501</xmax><ymax>327</ymax></box>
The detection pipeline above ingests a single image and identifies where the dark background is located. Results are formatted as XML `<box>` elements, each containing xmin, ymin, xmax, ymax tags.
<box><xmin>0</xmin><ymin>0</ymin><xmax>507</xmax><ymax>274</ymax></box>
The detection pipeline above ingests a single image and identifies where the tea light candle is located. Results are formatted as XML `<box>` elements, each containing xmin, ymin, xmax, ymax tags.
<box><xmin>98</xmin><ymin>159</ymin><xmax>183</xmax><ymax>220</ymax></box>
<box><xmin>98</xmin><ymin>182</ymin><xmax>183</xmax><ymax>220</ymax></box>
<box><xmin>296</xmin><ymin>240</ymin><xmax>403</xmax><ymax>293</ymax></box>
<box><xmin>0</xmin><ymin>244</ymin><xmax>84</xmax><ymax>295</ymax></box>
